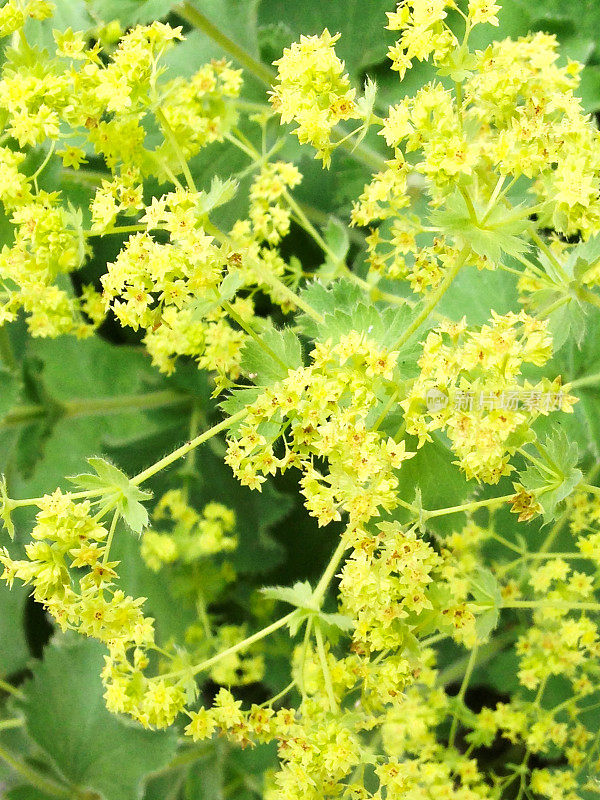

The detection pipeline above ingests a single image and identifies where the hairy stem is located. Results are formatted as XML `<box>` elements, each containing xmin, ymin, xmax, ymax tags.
<box><xmin>392</xmin><ymin>245</ymin><xmax>470</xmax><ymax>350</ymax></box>
<box><xmin>2</xmin><ymin>390</ymin><xmax>190</xmax><ymax>431</ymax></box>
<box><xmin>132</xmin><ymin>409</ymin><xmax>247</xmax><ymax>485</ymax></box>
<box><xmin>165</xmin><ymin>611</ymin><xmax>296</xmax><ymax>680</ymax></box>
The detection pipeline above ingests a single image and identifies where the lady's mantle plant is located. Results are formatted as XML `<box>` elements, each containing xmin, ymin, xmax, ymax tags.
<box><xmin>0</xmin><ymin>0</ymin><xmax>600</xmax><ymax>798</ymax></box>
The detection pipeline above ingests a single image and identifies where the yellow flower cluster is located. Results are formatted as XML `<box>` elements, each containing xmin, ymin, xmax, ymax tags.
<box><xmin>516</xmin><ymin>612</ymin><xmax>598</xmax><ymax>691</ymax></box>
<box><xmin>0</xmin><ymin>174</ymin><xmax>99</xmax><ymax>335</ymax></box>
<box><xmin>402</xmin><ymin>312</ymin><xmax>575</xmax><ymax>482</ymax></box>
<box><xmin>351</xmin><ymin>11</ymin><xmax>600</xmax><ymax>292</ymax></box>
<box><xmin>385</xmin><ymin>1</ymin><xmax>458</xmax><ymax>79</ymax></box>
<box><xmin>100</xmin><ymin>189</ymin><xmax>236</xmax><ymax>374</ymax></box>
<box><xmin>228</xmin><ymin>160</ymin><xmax>304</xmax><ymax>312</ymax></box>
<box><xmin>0</xmin><ymin>491</ymin><xmax>152</xmax><ymax>645</ymax></box>
<box><xmin>141</xmin><ymin>489</ymin><xmax>236</xmax><ymax>571</ymax></box>
<box><xmin>0</xmin><ymin>0</ymin><xmax>53</xmax><ymax>37</ymax></box>
<box><xmin>0</xmin><ymin>14</ymin><xmax>248</xmax><ymax>342</ymax></box>
<box><xmin>339</xmin><ymin>521</ymin><xmax>478</xmax><ymax>654</ymax></box>
<box><xmin>156</xmin><ymin>58</ymin><xmax>243</xmax><ymax>170</ymax></box>
<box><xmin>248</xmin><ymin>160</ymin><xmax>302</xmax><ymax>245</ymax></box>
<box><xmin>269</xmin><ymin>30</ymin><xmax>360</xmax><ymax>166</ymax></box>
<box><xmin>226</xmin><ymin>331</ymin><xmax>414</xmax><ymax>529</ymax></box>
<box><xmin>465</xmin><ymin>33</ymin><xmax>600</xmax><ymax>237</ymax></box>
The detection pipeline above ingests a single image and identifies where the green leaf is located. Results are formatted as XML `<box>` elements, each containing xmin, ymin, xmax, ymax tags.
<box><xmin>430</xmin><ymin>190</ymin><xmax>530</xmax><ymax>262</ymax></box>
<box><xmin>0</xmin><ymin>368</ymin><xmax>20</xmax><ymax>423</ymax></box>
<box><xmin>393</xmin><ymin>434</ymin><xmax>474</xmax><ymax>534</ymax></box>
<box><xmin>19</xmin><ymin>635</ymin><xmax>177</xmax><ymax>800</ymax></box>
<box><xmin>262</xmin><ymin>581</ymin><xmax>353</xmax><ymax>638</ymax></box>
<box><xmin>0</xmin><ymin>579</ymin><xmax>29</xmax><ymax>675</ymax></box>
<box><xmin>69</xmin><ymin>457</ymin><xmax>152</xmax><ymax>534</ymax></box>
<box><xmin>438</xmin><ymin>263</ymin><xmax>519</xmax><ymax>326</ymax></box>
<box><xmin>579</xmin><ymin>65</ymin><xmax>600</xmax><ymax>113</ymax></box>
<box><xmin>296</xmin><ymin>279</ymin><xmax>363</xmax><ymax>338</ymax></box>
<box><xmin>240</xmin><ymin>323</ymin><xmax>303</xmax><ymax>386</ymax></box>
<box><xmin>469</xmin><ymin>568</ymin><xmax>502</xmax><ymax>641</ymax></box>
<box><xmin>519</xmin><ymin>428</ymin><xmax>583</xmax><ymax>521</ymax></box>
<box><xmin>195</xmin><ymin>177</ymin><xmax>238</xmax><ymax>217</ymax></box>
<box><xmin>262</xmin><ymin>580</ymin><xmax>316</xmax><ymax>610</ymax></box>
<box><xmin>86</xmin><ymin>0</ymin><xmax>174</xmax><ymax>26</ymax></box>
<box><xmin>316</xmin><ymin>218</ymin><xmax>350</xmax><ymax>280</ymax></box>
<box><xmin>6</xmin><ymin>335</ymin><xmax>165</xmax><ymax>502</ymax></box>
<box><xmin>219</xmin><ymin>387</ymin><xmax>262</xmax><ymax>417</ymax></box>
<box><xmin>296</xmin><ymin>279</ymin><xmax>419</xmax><ymax>366</ymax></box>
<box><xmin>353</xmin><ymin>78</ymin><xmax>378</xmax><ymax>150</ymax></box>
<box><xmin>5</xmin><ymin>788</ymin><xmax>58</xmax><ymax>800</ymax></box>
<box><xmin>257</xmin><ymin>0</ymin><xmax>396</xmax><ymax>79</ymax></box>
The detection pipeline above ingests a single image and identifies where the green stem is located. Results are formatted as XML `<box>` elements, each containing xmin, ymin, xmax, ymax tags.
<box><xmin>372</xmin><ymin>388</ymin><xmax>400</xmax><ymax>432</ymax></box>
<box><xmin>0</xmin><ymin>326</ymin><xmax>17</xmax><ymax>372</ymax></box>
<box><xmin>0</xmin><ymin>718</ymin><xmax>23</xmax><ymax>731</ymax></box>
<box><xmin>439</xmin><ymin>631</ymin><xmax>513</xmax><ymax>687</ymax></box>
<box><xmin>332</xmin><ymin>126</ymin><xmax>387</xmax><ymax>172</ymax></box>
<box><xmin>156</xmin><ymin>107</ymin><xmax>197</xmax><ymax>192</ymax></box>
<box><xmin>101</xmin><ymin>509</ymin><xmax>119</xmax><ymax>567</ymax></box>
<box><xmin>30</xmin><ymin>140</ymin><xmax>56</xmax><ymax>185</ymax></box>
<box><xmin>284</xmin><ymin>190</ymin><xmax>343</xmax><ymax>267</ymax></box>
<box><xmin>248</xmin><ymin>256</ymin><xmax>324</xmax><ymax>323</ymax></box>
<box><xmin>459</xmin><ymin>186</ymin><xmax>478</xmax><ymax>224</ymax></box>
<box><xmin>315</xmin><ymin>622</ymin><xmax>337</xmax><ymax>712</ymax></box>
<box><xmin>480</xmin><ymin>175</ymin><xmax>505</xmax><ymax>224</ymax></box>
<box><xmin>1</xmin><ymin>390</ymin><xmax>190</xmax><ymax>430</ymax></box>
<box><xmin>225</xmin><ymin>131</ymin><xmax>256</xmax><ymax>161</ymax></box>
<box><xmin>164</xmin><ymin>611</ymin><xmax>296</xmax><ymax>680</ymax></box>
<box><xmin>150</xmin><ymin>743</ymin><xmax>213</xmax><ymax>776</ymax></box>
<box><xmin>299</xmin><ymin>617</ymin><xmax>313</xmax><ymax>700</ymax></box>
<box><xmin>312</xmin><ymin>536</ymin><xmax>349</xmax><ymax>606</ymax></box>
<box><xmin>536</xmin><ymin>295</ymin><xmax>570</xmax><ymax>319</ymax></box>
<box><xmin>297</xmin><ymin>200</ymin><xmax>366</xmax><ymax>247</ymax></box>
<box><xmin>448</xmin><ymin>643</ymin><xmax>478</xmax><ymax>748</ymax></box>
<box><xmin>486</xmin><ymin>530</ymin><xmax>525</xmax><ymax>556</ymax></box>
<box><xmin>196</xmin><ymin>590</ymin><xmax>213</xmax><ymax>641</ymax></box>
<box><xmin>132</xmin><ymin>409</ymin><xmax>247</xmax><ymax>485</ymax></box>
<box><xmin>530</xmin><ymin>229</ymin><xmax>570</xmax><ymax>283</ymax></box>
<box><xmin>392</xmin><ymin>245</ymin><xmax>470</xmax><ymax>350</ymax></box>
<box><xmin>518</xmin><ymin>446</ymin><xmax>554</xmax><ymax>477</ymax></box>
<box><xmin>499</xmin><ymin>202</ymin><xmax>548</xmax><ymax>226</ymax></box>
<box><xmin>503</xmin><ymin>600</ymin><xmax>600</xmax><ymax>611</ymax></box>
<box><xmin>425</xmin><ymin>493</ymin><xmax>514</xmax><ymax>520</ymax></box>
<box><xmin>570</xmin><ymin>372</ymin><xmax>600</xmax><ymax>390</ymax></box>
<box><xmin>182</xmin><ymin>404</ymin><xmax>202</xmax><ymax>498</ymax></box>
<box><xmin>85</xmin><ymin>223</ymin><xmax>155</xmax><ymax>238</ymax></box>
<box><xmin>0</xmin><ymin>678</ymin><xmax>24</xmax><ymax>699</ymax></box>
<box><xmin>11</xmin><ymin>489</ymin><xmax>103</xmax><ymax>509</ymax></box>
<box><xmin>0</xmin><ymin>743</ymin><xmax>73</xmax><ymax>798</ymax></box>
<box><xmin>223</xmin><ymin>301</ymin><xmax>289</xmax><ymax>371</ymax></box>
<box><xmin>260</xmin><ymin>679</ymin><xmax>296</xmax><ymax>708</ymax></box>
<box><xmin>175</xmin><ymin>2</ymin><xmax>275</xmax><ymax>86</ymax></box>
